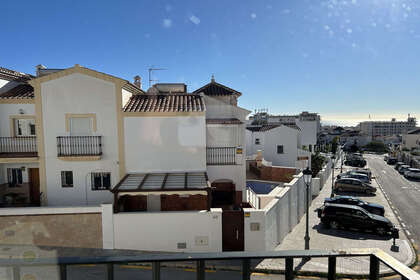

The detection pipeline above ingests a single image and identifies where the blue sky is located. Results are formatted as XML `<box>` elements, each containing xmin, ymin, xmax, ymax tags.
<box><xmin>2</xmin><ymin>0</ymin><xmax>420</xmax><ymax>125</ymax></box>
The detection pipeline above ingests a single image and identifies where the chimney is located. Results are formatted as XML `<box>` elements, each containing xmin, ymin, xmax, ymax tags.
<box><xmin>36</xmin><ymin>64</ymin><xmax>46</xmax><ymax>76</ymax></box>
<box><xmin>134</xmin><ymin>75</ymin><xmax>142</xmax><ymax>89</ymax></box>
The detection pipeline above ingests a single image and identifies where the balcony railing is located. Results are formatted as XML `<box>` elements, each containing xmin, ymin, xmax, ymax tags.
<box><xmin>0</xmin><ymin>137</ymin><xmax>37</xmax><ymax>158</ymax></box>
<box><xmin>3</xmin><ymin>247</ymin><xmax>419</xmax><ymax>280</ymax></box>
<box><xmin>206</xmin><ymin>147</ymin><xmax>236</xmax><ymax>165</ymax></box>
<box><xmin>57</xmin><ymin>136</ymin><xmax>102</xmax><ymax>157</ymax></box>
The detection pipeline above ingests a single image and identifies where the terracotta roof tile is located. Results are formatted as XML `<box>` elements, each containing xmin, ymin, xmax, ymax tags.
<box><xmin>0</xmin><ymin>67</ymin><xmax>33</xmax><ymax>82</ymax></box>
<box><xmin>0</xmin><ymin>84</ymin><xmax>34</xmax><ymax>99</ymax></box>
<box><xmin>246</xmin><ymin>125</ymin><xmax>280</xmax><ymax>132</ymax></box>
<box><xmin>192</xmin><ymin>81</ymin><xmax>241</xmax><ymax>96</ymax></box>
<box><xmin>123</xmin><ymin>94</ymin><xmax>205</xmax><ymax>113</ymax></box>
<box><xmin>206</xmin><ymin>118</ymin><xmax>243</xmax><ymax>125</ymax></box>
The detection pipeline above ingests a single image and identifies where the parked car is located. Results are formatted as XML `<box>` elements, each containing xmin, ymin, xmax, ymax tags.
<box><xmin>398</xmin><ymin>165</ymin><xmax>411</xmax><ymax>175</ymax></box>
<box><xmin>404</xmin><ymin>168</ymin><xmax>420</xmax><ymax>180</ymax></box>
<box><xmin>387</xmin><ymin>157</ymin><xmax>397</xmax><ymax>165</ymax></box>
<box><xmin>340</xmin><ymin>172</ymin><xmax>370</xmax><ymax>184</ymax></box>
<box><xmin>352</xmin><ymin>168</ymin><xmax>372</xmax><ymax>181</ymax></box>
<box><xmin>394</xmin><ymin>162</ymin><xmax>405</xmax><ymax>170</ymax></box>
<box><xmin>334</xmin><ymin>178</ymin><xmax>377</xmax><ymax>194</ymax></box>
<box><xmin>317</xmin><ymin>203</ymin><xmax>398</xmax><ymax>236</ymax></box>
<box><xmin>323</xmin><ymin>195</ymin><xmax>384</xmax><ymax>216</ymax></box>
<box><xmin>384</xmin><ymin>155</ymin><xmax>389</xmax><ymax>161</ymax></box>
<box><xmin>344</xmin><ymin>158</ymin><xmax>367</xmax><ymax>167</ymax></box>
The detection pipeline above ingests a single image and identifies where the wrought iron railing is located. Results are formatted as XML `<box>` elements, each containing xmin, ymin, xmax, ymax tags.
<box><xmin>2</xmin><ymin>247</ymin><xmax>419</xmax><ymax>280</ymax></box>
<box><xmin>206</xmin><ymin>147</ymin><xmax>236</xmax><ymax>165</ymax></box>
<box><xmin>0</xmin><ymin>137</ymin><xmax>37</xmax><ymax>156</ymax></box>
<box><xmin>57</xmin><ymin>136</ymin><xmax>102</xmax><ymax>157</ymax></box>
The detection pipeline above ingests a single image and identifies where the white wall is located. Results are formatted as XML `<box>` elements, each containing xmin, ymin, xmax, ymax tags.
<box><xmin>402</xmin><ymin>134</ymin><xmax>420</xmax><ymax>149</ymax></box>
<box><xmin>204</xmin><ymin>95</ymin><xmax>249</xmax><ymax>120</ymax></box>
<box><xmin>296</xmin><ymin>120</ymin><xmax>317</xmax><ymax>149</ymax></box>
<box><xmin>207</xmin><ymin>164</ymin><xmax>246</xmax><ymax>192</ymax></box>
<box><xmin>41</xmin><ymin>73</ymin><xmax>118</xmax><ymax>206</ymax></box>
<box><xmin>113</xmin><ymin>210</ymin><xmax>223</xmax><ymax>252</ymax></box>
<box><xmin>0</xmin><ymin>104</ymin><xmax>35</xmax><ymax>137</ymax></box>
<box><xmin>263</xmin><ymin>126</ymin><xmax>299</xmax><ymax>167</ymax></box>
<box><xmin>124</xmin><ymin>116</ymin><xmax>206</xmax><ymax>173</ymax></box>
<box><xmin>207</xmin><ymin>125</ymin><xmax>241</xmax><ymax>147</ymax></box>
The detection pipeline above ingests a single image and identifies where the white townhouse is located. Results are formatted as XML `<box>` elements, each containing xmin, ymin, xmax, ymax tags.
<box><xmin>245</xmin><ymin>124</ymin><xmax>311</xmax><ymax>169</ymax></box>
<box><xmin>0</xmin><ymin>65</ymin><xmax>144</xmax><ymax>206</ymax></box>
<box><xmin>248</xmin><ymin>111</ymin><xmax>320</xmax><ymax>152</ymax></box>
<box><xmin>0</xmin><ymin>66</ymin><xmax>251</xmax><ymax>215</ymax></box>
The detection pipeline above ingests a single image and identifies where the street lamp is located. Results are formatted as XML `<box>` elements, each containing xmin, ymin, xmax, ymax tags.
<box><xmin>331</xmin><ymin>155</ymin><xmax>335</xmax><ymax>198</ymax></box>
<box><xmin>303</xmin><ymin>167</ymin><xmax>312</xmax><ymax>250</ymax></box>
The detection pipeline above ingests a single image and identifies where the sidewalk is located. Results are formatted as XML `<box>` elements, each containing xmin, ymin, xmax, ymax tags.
<box><xmin>255</xmin><ymin>163</ymin><xmax>415</xmax><ymax>275</ymax></box>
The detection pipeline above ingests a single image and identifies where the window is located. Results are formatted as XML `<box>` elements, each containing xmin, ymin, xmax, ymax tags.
<box><xmin>61</xmin><ymin>171</ymin><xmax>73</xmax><ymax>187</ymax></box>
<box><xmin>255</xmin><ymin>138</ymin><xmax>260</xmax><ymax>145</ymax></box>
<box><xmin>7</xmin><ymin>168</ymin><xmax>23</xmax><ymax>186</ymax></box>
<box><xmin>70</xmin><ymin>117</ymin><xmax>92</xmax><ymax>135</ymax></box>
<box><xmin>91</xmin><ymin>172</ymin><xmax>111</xmax><ymax>190</ymax></box>
<box><xmin>277</xmin><ymin>145</ymin><xmax>284</xmax><ymax>154</ymax></box>
<box><xmin>14</xmin><ymin>119</ymin><xmax>36</xmax><ymax>136</ymax></box>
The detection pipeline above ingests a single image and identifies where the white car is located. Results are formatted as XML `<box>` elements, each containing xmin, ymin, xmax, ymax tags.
<box><xmin>404</xmin><ymin>168</ymin><xmax>420</xmax><ymax>180</ymax></box>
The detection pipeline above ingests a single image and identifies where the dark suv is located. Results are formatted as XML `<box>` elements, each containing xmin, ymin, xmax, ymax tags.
<box><xmin>317</xmin><ymin>203</ymin><xmax>398</xmax><ymax>237</ymax></box>
<box><xmin>344</xmin><ymin>158</ymin><xmax>367</xmax><ymax>167</ymax></box>
<box><xmin>323</xmin><ymin>196</ymin><xmax>384</xmax><ymax>216</ymax></box>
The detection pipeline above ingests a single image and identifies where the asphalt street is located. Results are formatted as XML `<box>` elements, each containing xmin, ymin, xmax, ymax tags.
<box><xmin>365</xmin><ymin>154</ymin><xmax>420</xmax><ymax>247</ymax></box>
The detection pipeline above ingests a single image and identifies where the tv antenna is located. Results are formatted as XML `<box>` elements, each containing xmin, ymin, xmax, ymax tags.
<box><xmin>148</xmin><ymin>66</ymin><xmax>167</xmax><ymax>87</ymax></box>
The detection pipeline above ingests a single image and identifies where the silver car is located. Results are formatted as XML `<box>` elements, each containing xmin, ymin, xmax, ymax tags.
<box><xmin>404</xmin><ymin>168</ymin><xmax>420</xmax><ymax>180</ymax></box>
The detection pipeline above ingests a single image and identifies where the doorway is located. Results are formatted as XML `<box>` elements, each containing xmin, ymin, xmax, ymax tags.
<box><xmin>222</xmin><ymin>210</ymin><xmax>244</xmax><ymax>251</ymax></box>
<box><xmin>28</xmin><ymin>168</ymin><xmax>40</xmax><ymax>206</ymax></box>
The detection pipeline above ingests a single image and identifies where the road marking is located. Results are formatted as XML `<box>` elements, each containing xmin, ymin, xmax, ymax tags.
<box><xmin>120</xmin><ymin>265</ymin><xmax>152</xmax><ymax>270</ymax></box>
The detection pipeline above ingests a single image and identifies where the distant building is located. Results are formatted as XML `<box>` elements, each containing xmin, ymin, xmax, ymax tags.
<box><xmin>402</xmin><ymin>128</ymin><xmax>420</xmax><ymax>150</ymax></box>
<box><xmin>248</xmin><ymin>111</ymin><xmax>321</xmax><ymax>152</ymax></box>
<box><xmin>358</xmin><ymin>116</ymin><xmax>416</xmax><ymax>137</ymax></box>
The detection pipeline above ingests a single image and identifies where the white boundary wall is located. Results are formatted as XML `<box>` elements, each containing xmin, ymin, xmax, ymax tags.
<box><xmin>244</xmin><ymin>155</ymin><xmax>334</xmax><ymax>251</ymax></box>
<box><xmin>101</xmin><ymin>206</ymin><xmax>223</xmax><ymax>252</ymax></box>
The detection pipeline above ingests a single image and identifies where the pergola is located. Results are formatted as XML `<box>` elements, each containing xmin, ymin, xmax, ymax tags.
<box><xmin>111</xmin><ymin>172</ymin><xmax>211</xmax><ymax>212</ymax></box>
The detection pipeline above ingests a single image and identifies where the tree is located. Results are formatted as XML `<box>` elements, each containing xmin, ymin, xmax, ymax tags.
<box><xmin>311</xmin><ymin>152</ymin><xmax>326</xmax><ymax>177</ymax></box>
<box><xmin>363</xmin><ymin>141</ymin><xmax>388</xmax><ymax>153</ymax></box>
<box><xmin>331</xmin><ymin>137</ymin><xmax>339</xmax><ymax>155</ymax></box>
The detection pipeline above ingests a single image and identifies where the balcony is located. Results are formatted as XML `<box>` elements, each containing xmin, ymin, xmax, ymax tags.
<box><xmin>206</xmin><ymin>147</ymin><xmax>236</xmax><ymax>165</ymax></box>
<box><xmin>0</xmin><ymin>137</ymin><xmax>37</xmax><ymax>158</ymax></box>
<box><xmin>57</xmin><ymin>136</ymin><xmax>102</xmax><ymax>159</ymax></box>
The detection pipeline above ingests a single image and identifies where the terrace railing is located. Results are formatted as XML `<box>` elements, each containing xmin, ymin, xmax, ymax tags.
<box><xmin>0</xmin><ymin>137</ymin><xmax>37</xmax><ymax>157</ymax></box>
<box><xmin>57</xmin><ymin>136</ymin><xmax>102</xmax><ymax>157</ymax></box>
<box><xmin>206</xmin><ymin>147</ymin><xmax>236</xmax><ymax>165</ymax></box>
<box><xmin>3</xmin><ymin>247</ymin><xmax>419</xmax><ymax>280</ymax></box>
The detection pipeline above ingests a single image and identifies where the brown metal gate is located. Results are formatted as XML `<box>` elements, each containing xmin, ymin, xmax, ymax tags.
<box><xmin>222</xmin><ymin>210</ymin><xmax>244</xmax><ymax>251</ymax></box>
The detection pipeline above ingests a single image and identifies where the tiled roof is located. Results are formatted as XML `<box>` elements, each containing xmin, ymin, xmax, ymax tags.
<box><xmin>0</xmin><ymin>84</ymin><xmax>34</xmax><ymax>99</ymax></box>
<box><xmin>246</xmin><ymin>125</ymin><xmax>280</xmax><ymax>132</ymax></box>
<box><xmin>0</xmin><ymin>67</ymin><xmax>33</xmax><ymax>82</ymax></box>
<box><xmin>206</xmin><ymin>118</ymin><xmax>243</xmax><ymax>125</ymax></box>
<box><xmin>123</xmin><ymin>93</ymin><xmax>206</xmax><ymax>113</ymax></box>
<box><xmin>192</xmin><ymin>81</ymin><xmax>241</xmax><ymax>97</ymax></box>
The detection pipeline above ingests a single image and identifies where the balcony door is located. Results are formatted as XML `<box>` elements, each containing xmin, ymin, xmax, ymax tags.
<box><xmin>69</xmin><ymin>117</ymin><xmax>93</xmax><ymax>156</ymax></box>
